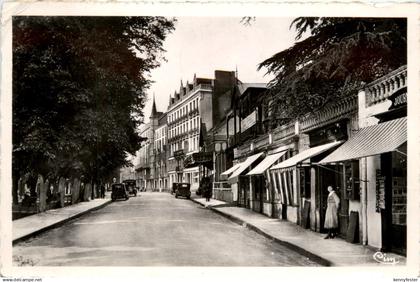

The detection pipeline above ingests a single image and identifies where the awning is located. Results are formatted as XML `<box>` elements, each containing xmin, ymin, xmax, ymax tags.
<box><xmin>229</xmin><ymin>152</ymin><xmax>263</xmax><ymax>179</ymax></box>
<box><xmin>220</xmin><ymin>163</ymin><xmax>241</xmax><ymax>176</ymax></box>
<box><xmin>271</xmin><ymin>141</ymin><xmax>343</xmax><ymax>170</ymax></box>
<box><xmin>246</xmin><ymin>150</ymin><xmax>287</xmax><ymax>175</ymax></box>
<box><xmin>319</xmin><ymin>117</ymin><xmax>407</xmax><ymax>164</ymax></box>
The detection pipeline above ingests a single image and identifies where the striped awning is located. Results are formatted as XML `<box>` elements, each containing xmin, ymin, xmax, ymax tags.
<box><xmin>247</xmin><ymin>150</ymin><xmax>287</xmax><ymax>175</ymax></box>
<box><xmin>229</xmin><ymin>152</ymin><xmax>263</xmax><ymax>179</ymax></box>
<box><xmin>319</xmin><ymin>117</ymin><xmax>407</xmax><ymax>164</ymax></box>
<box><xmin>220</xmin><ymin>163</ymin><xmax>241</xmax><ymax>176</ymax></box>
<box><xmin>271</xmin><ymin>141</ymin><xmax>343</xmax><ymax>170</ymax></box>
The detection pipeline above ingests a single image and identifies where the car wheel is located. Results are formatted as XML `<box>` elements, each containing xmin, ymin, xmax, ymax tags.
<box><xmin>175</xmin><ymin>194</ymin><xmax>178</xmax><ymax>198</ymax></box>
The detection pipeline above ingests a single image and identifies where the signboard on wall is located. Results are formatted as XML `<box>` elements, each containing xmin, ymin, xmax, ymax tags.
<box><xmin>376</xmin><ymin>169</ymin><xmax>386</xmax><ymax>212</ymax></box>
<box><xmin>241</xmin><ymin>110</ymin><xmax>257</xmax><ymax>132</ymax></box>
<box><xmin>233</xmin><ymin>148</ymin><xmax>239</xmax><ymax>159</ymax></box>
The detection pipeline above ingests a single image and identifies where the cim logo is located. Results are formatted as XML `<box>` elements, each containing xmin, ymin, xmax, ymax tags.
<box><xmin>373</xmin><ymin>251</ymin><xmax>400</xmax><ymax>265</ymax></box>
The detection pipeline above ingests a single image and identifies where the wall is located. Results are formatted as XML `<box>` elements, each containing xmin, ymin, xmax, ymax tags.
<box><xmin>200</xmin><ymin>91</ymin><xmax>213</xmax><ymax>131</ymax></box>
<box><xmin>231</xmin><ymin>183</ymin><xmax>238</xmax><ymax>201</ymax></box>
<box><xmin>213</xmin><ymin>71</ymin><xmax>236</xmax><ymax>125</ymax></box>
<box><xmin>365</xmin><ymin>155</ymin><xmax>382</xmax><ymax>249</ymax></box>
<box><xmin>358</xmin><ymin>89</ymin><xmax>388</xmax><ymax>249</ymax></box>
<box><xmin>287</xmin><ymin>206</ymin><xmax>299</xmax><ymax>224</ymax></box>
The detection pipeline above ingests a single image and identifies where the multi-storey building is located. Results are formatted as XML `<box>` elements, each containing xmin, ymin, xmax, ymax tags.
<box><xmin>134</xmin><ymin>98</ymin><xmax>165</xmax><ymax>191</ymax></box>
<box><xmin>167</xmin><ymin>70</ymin><xmax>237</xmax><ymax>191</ymax></box>
<box><xmin>166</xmin><ymin>76</ymin><xmax>210</xmax><ymax>190</ymax></box>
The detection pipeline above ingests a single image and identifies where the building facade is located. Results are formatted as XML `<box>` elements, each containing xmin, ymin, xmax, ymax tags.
<box><xmin>167</xmin><ymin>70</ymin><xmax>237</xmax><ymax>191</ymax></box>
<box><xmin>166</xmin><ymin>77</ymin><xmax>208</xmax><ymax>190</ymax></box>
<box><xmin>217</xmin><ymin>65</ymin><xmax>407</xmax><ymax>255</ymax></box>
<box><xmin>134</xmin><ymin>98</ymin><xmax>166</xmax><ymax>191</ymax></box>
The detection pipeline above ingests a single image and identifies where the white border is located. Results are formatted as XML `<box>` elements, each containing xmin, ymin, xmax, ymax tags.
<box><xmin>1</xmin><ymin>2</ymin><xmax>419</xmax><ymax>281</ymax></box>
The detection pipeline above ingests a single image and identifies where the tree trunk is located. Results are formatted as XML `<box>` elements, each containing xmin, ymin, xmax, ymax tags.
<box><xmin>12</xmin><ymin>171</ymin><xmax>19</xmax><ymax>204</ymax></box>
<box><xmin>38</xmin><ymin>174</ymin><xmax>46</xmax><ymax>212</ymax></box>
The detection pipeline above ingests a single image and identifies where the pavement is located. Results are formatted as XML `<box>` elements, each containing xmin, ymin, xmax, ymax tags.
<box><xmin>13</xmin><ymin>196</ymin><xmax>111</xmax><ymax>244</ymax></box>
<box><xmin>191</xmin><ymin>195</ymin><xmax>407</xmax><ymax>267</ymax></box>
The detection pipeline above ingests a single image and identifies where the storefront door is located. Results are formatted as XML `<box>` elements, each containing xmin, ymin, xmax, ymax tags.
<box><xmin>318</xmin><ymin>165</ymin><xmax>345</xmax><ymax>234</ymax></box>
<box><xmin>381</xmin><ymin>150</ymin><xmax>407</xmax><ymax>255</ymax></box>
<box><xmin>238</xmin><ymin>176</ymin><xmax>250</xmax><ymax>208</ymax></box>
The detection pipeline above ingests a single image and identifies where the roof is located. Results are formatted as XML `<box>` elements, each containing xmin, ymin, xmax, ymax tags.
<box><xmin>158</xmin><ymin>112</ymin><xmax>167</xmax><ymax>126</ymax></box>
<box><xmin>238</xmin><ymin>82</ymin><xmax>267</xmax><ymax>96</ymax></box>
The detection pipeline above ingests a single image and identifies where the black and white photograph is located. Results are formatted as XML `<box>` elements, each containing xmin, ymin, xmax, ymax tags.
<box><xmin>1</xmin><ymin>2</ymin><xmax>419</xmax><ymax>281</ymax></box>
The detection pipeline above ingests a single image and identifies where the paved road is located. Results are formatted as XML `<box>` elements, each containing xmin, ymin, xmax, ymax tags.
<box><xmin>13</xmin><ymin>192</ymin><xmax>319</xmax><ymax>266</ymax></box>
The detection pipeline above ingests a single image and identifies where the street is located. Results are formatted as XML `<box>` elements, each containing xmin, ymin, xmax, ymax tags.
<box><xmin>13</xmin><ymin>192</ymin><xmax>319</xmax><ymax>266</ymax></box>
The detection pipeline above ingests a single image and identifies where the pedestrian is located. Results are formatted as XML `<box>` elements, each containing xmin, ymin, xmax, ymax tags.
<box><xmin>324</xmin><ymin>186</ymin><xmax>340</xmax><ymax>239</ymax></box>
<box><xmin>202</xmin><ymin>177</ymin><xmax>212</xmax><ymax>202</ymax></box>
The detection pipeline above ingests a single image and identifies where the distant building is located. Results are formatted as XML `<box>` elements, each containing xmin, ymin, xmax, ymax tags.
<box><xmin>134</xmin><ymin>97</ymin><xmax>166</xmax><ymax>191</ymax></box>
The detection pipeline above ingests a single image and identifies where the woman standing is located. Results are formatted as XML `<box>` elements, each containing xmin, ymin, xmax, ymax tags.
<box><xmin>324</xmin><ymin>186</ymin><xmax>340</xmax><ymax>239</ymax></box>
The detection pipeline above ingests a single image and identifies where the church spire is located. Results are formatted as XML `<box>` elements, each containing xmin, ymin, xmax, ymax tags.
<box><xmin>150</xmin><ymin>93</ymin><xmax>157</xmax><ymax>118</ymax></box>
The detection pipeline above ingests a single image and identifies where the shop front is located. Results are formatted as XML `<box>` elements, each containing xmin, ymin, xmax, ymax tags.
<box><xmin>271</xmin><ymin>141</ymin><xmax>343</xmax><ymax>227</ymax></box>
<box><xmin>320</xmin><ymin>117</ymin><xmax>407</xmax><ymax>255</ymax></box>
<box><xmin>227</xmin><ymin>152</ymin><xmax>264</xmax><ymax>209</ymax></box>
<box><xmin>246</xmin><ymin>149</ymin><xmax>288</xmax><ymax>216</ymax></box>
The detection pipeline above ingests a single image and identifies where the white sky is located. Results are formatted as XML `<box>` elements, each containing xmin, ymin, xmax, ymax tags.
<box><xmin>142</xmin><ymin>17</ymin><xmax>297</xmax><ymax>123</ymax></box>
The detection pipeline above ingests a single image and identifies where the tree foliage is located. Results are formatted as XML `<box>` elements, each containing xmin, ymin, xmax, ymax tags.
<box><xmin>258</xmin><ymin>17</ymin><xmax>407</xmax><ymax>122</ymax></box>
<box><xmin>13</xmin><ymin>16</ymin><xmax>175</xmax><ymax>196</ymax></box>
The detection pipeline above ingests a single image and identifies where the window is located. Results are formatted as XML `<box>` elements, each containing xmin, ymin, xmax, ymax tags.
<box><xmin>345</xmin><ymin>160</ymin><xmax>360</xmax><ymax>201</ymax></box>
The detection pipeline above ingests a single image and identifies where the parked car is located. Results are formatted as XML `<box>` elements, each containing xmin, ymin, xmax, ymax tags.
<box><xmin>111</xmin><ymin>183</ymin><xmax>129</xmax><ymax>201</ymax></box>
<box><xmin>123</xmin><ymin>179</ymin><xmax>137</xmax><ymax>197</ymax></box>
<box><xmin>174</xmin><ymin>183</ymin><xmax>191</xmax><ymax>199</ymax></box>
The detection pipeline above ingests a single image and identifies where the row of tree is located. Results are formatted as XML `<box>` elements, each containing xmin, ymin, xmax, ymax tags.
<box><xmin>257</xmin><ymin>17</ymin><xmax>407</xmax><ymax>123</ymax></box>
<box><xmin>12</xmin><ymin>16</ymin><xmax>175</xmax><ymax>203</ymax></box>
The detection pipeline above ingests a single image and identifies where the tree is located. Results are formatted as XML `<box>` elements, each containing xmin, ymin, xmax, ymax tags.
<box><xmin>13</xmin><ymin>16</ymin><xmax>175</xmax><ymax>203</ymax></box>
<box><xmin>258</xmin><ymin>18</ymin><xmax>407</xmax><ymax>122</ymax></box>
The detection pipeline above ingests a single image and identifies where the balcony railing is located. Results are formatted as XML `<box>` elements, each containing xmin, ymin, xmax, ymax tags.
<box><xmin>300</xmin><ymin>95</ymin><xmax>358</xmax><ymax>133</ymax></box>
<box><xmin>365</xmin><ymin>65</ymin><xmax>407</xmax><ymax>107</ymax></box>
<box><xmin>272</xmin><ymin>121</ymin><xmax>296</xmax><ymax>142</ymax></box>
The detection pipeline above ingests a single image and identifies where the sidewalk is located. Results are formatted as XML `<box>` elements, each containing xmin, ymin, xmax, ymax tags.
<box><xmin>13</xmin><ymin>197</ymin><xmax>111</xmax><ymax>244</ymax></box>
<box><xmin>191</xmin><ymin>196</ymin><xmax>406</xmax><ymax>266</ymax></box>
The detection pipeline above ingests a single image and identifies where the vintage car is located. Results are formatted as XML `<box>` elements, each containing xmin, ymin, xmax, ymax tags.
<box><xmin>173</xmin><ymin>183</ymin><xmax>191</xmax><ymax>199</ymax></box>
<box><xmin>122</xmin><ymin>179</ymin><xmax>138</xmax><ymax>197</ymax></box>
<box><xmin>111</xmin><ymin>183</ymin><xmax>129</xmax><ymax>201</ymax></box>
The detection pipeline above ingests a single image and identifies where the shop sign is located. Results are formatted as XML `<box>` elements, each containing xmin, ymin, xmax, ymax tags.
<box><xmin>241</xmin><ymin>110</ymin><xmax>257</xmax><ymax>132</ymax></box>
<box><xmin>389</xmin><ymin>89</ymin><xmax>407</xmax><ymax>110</ymax></box>
<box><xmin>376</xmin><ymin>169</ymin><xmax>386</xmax><ymax>212</ymax></box>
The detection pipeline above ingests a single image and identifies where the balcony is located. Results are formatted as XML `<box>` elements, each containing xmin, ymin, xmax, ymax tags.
<box><xmin>189</xmin><ymin>107</ymin><xmax>199</xmax><ymax>117</ymax></box>
<box><xmin>365</xmin><ymin>65</ymin><xmax>407</xmax><ymax>107</ymax></box>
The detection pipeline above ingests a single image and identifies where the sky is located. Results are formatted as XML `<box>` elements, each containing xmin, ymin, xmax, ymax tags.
<box><xmin>142</xmin><ymin>17</ymin><xmax>297</xmax><ymax>123</ymax></box>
